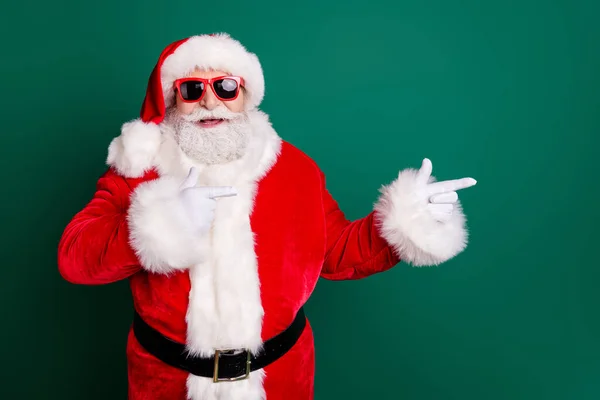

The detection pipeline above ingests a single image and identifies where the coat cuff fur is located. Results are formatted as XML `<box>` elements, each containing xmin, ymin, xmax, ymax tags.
<box><xmin>374</xmin><ymin>169</ymin><xmax>468</xmax><ymax>266</ymax></box>
<box><xmin>127</xmin><ymin>176</ymin><xmax>208</xmax><ymax>274</ymax></box>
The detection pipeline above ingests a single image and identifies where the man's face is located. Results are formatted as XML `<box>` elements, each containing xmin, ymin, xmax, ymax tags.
<box><xmin>164</xmin><ymin>68</ymin><xmax>251</xmax><ymax>166</ymax></box>
<box><xmin>175</xmin><ymin>68</ymin><xmax>245</xmax><ymax>117</ymax></box>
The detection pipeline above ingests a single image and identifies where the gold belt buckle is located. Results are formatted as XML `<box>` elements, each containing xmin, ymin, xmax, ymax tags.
<box><xmin>213</xmin><ymin>349</ymin><xmax>252</xmax><ymax>383</ymax></box>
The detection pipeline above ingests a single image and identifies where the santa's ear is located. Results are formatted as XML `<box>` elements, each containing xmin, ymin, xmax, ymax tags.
<box><xmin>106</xmin><ymin>119</ymin><xmax>162</xmax><ymax>178</ymax></box>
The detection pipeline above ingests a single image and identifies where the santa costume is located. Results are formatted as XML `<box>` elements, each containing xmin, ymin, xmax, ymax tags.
<box><xmin>58</xmin><ymin>33</ymin><xmax>471</xmax><ymax>400</ymax></box>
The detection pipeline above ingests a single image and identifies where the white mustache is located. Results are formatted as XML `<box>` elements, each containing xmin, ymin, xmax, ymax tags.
<box><xmin>180</xmin><ymin>106</ymin><xmax>241</xmax><ymax>122</ymax></box>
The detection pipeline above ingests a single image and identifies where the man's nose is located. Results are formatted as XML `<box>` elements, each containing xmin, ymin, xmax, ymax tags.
<box><xmin>199</xmin><ymin>86</ymin><xmax>219</xmax><ymax>110</ymax></box>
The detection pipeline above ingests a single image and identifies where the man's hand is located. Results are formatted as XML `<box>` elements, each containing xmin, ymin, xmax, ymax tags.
<box><xmin>415</xmin><ymin>158</ymin><xmax>477</xmax><ymax>222</ymax></box>
<box><xmin>179</xmin><ymin>167</ymin><xmax>237</xmax><ymax>234</ymax></box>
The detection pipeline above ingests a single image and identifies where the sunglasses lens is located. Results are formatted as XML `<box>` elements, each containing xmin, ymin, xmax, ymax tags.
<box><xmin>179</xmin><ymin>81</ymin><xmax>205</xmax><ymax>101</ymax></box>
<box><xmin>213</xmin><ymin>78</ymin><xmax>239</xmax><ymax>99</ymax></box>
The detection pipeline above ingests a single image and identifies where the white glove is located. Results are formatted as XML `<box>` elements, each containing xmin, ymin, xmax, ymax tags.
<box><xmin>415</xmin><ymin>158</ymin><xmax>476</xmax><ymax>222</ymax></box>
<box><xmin>178</xmin><ymin>167</ymin><xmax>237</xmax><ymax>235</ymax></box>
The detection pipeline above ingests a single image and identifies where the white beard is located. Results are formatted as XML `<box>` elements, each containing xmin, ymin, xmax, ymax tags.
<box><xmin>164</xmin><ymin>106</ymin><xmax>251</xmax><ymax>165</ymax></box>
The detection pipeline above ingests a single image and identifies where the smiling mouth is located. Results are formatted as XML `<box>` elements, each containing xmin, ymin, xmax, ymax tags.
<box><xmin>197</xmin><ymin>118</ymin><xmax>225</xmax><ymax>128</ymax></box>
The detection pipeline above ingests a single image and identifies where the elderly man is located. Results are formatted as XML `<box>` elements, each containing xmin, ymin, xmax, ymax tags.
<box><xmin>58</xmin><ymin>33</ymin><xmax>477</xmax><ymax>400</ymax></box>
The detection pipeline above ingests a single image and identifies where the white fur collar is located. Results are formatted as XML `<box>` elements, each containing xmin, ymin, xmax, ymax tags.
<box><xmin>106</xmin><ymin>110</ymin><xmax>282</xmax><ymax>182</ymax></box>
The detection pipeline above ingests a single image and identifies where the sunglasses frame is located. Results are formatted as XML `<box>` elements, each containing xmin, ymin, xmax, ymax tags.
<box><xmin>173</xmin><ymin>76</ymin><xmax>245</xmax><ymax>103</ymax></box>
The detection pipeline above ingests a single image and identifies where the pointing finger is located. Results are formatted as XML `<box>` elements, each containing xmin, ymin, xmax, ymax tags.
<box><xmin>181</xmin><ymin>167</ymin><xmax>200</xmax><ymax>189</ymax></box>
<box><xmin>416</xmin><ymin>158</ymin><xmax>433</xmax><ymax>184</ymax></box>
<box><xmin>429</xmin><ymin>191</ymin><xmax>458</xmax><ymax>204</ymax></box>
<box><xmin>196</xmin><ymin>186</ymin><xmax>238</xmax><ymax>199</ymax></box>
<box><xmin>427</xmin><ymin>177</ymin><xmax>477</xmax><ymax>195</ymax></box>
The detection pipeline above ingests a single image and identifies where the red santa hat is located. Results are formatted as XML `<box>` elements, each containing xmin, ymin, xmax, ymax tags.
<box><xmin>107</xmin><ymin>33</ymin><xmax>264</xmax><ymax>177</ymax></box>
<box><xmin>141</xmin><ymin>32</ymin><xmax>265</xmax><ymax>125</ymax></box>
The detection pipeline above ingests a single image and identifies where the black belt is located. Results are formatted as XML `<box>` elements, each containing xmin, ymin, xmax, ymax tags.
<box><xmin>133</xmin><ymin>307</ymin><xmax>306</xmax><ymax>382</ymax></box>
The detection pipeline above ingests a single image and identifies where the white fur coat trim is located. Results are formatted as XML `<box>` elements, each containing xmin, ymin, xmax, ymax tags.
<box><xmin>374</xmin><ymin>168</ymin><xmax>468</xmax><ymax>266</ymax></box>
<box><xmin>106</xmin><ymin>119</ymin><xmax>162</xmax><ymax>178</ymax></box>
<box><xmin>127</xmin><ymin>175</ymin><xmax>210</xmax><ymax>274</ymax></box>
<box><xmin>184</xmin><ymin>111</ymin><xmax>280</xmax><ymax>400</ymax></box>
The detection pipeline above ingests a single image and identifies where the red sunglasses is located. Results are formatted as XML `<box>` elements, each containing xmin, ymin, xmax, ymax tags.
<box><xmin>173</xmin><ymin>76</ymin><xmax>245</xmax><ymax>103</ymax></box>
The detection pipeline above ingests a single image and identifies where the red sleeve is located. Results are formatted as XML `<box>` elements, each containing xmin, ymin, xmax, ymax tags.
<box><xmin>57</xmin><ymin>169</ymin><xmax>143</xmax><ymax>285</ymax></box>
<box><xmin>319</xmin><ymin>172</ymin><xmax>400</xmax><ymax>280</ymax></box>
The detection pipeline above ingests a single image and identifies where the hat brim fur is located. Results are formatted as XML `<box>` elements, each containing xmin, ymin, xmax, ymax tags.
<box><xmin>160</xmin><ymin>33</ymin><xmax>265</xmax><ymax>111</ymax></box>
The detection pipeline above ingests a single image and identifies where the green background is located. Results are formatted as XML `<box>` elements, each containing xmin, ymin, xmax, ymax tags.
<box><xmin>1</xmin><ymin>0</ymin><xmax>598</xmax><ymax>398</ymax></box>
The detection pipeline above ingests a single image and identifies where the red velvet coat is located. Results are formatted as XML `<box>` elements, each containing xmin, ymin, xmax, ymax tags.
<box><xmin>58</xmin><ymin>110</ymin><xmax>468</xmax><ymax>400</ymax></box>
